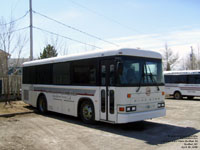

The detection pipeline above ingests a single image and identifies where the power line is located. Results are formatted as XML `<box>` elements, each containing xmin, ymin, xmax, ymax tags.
<box><xmin>33</xmin><ymin>26</ymin><xmax>102</xmax><ymax>49</ymax></box>
<box><xmin>0</xmin><ymin>26</ymin><xmax>29</xmax><ymax>36</ymax></box>
<box><xmin>0</xmin><ymin>11</ymin><xmax>29</xmax><ymax>26</ymax></box>
<box><xmin>68</xmin><ymin>0</ymin><xmax>143</xmax><ymax>34</ymax></box>
<box><xmin>32</xmin><ymin>10</ymin><xmax>119</xmax><ymax>47</ymax></box>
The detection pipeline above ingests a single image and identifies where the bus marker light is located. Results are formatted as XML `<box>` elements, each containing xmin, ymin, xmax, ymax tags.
<box><xmin>119</xmin><ymin>107</ymin><xmax>125</xmax><ymax>112</ymax></box>
<box><xmin>127</xmin><ymin>94</ymin><xmax>131</xmax><ymax>98</ymax></box>
<box><xmin>162</xmin><ymin>91</ymin><xmax>165</xmax><ymax>96</ymax></box>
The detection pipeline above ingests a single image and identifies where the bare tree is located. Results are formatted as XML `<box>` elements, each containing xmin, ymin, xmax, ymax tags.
<box><xmin>161</xmin><ymin>43</ymin><xmax>179</xmax><ymax>71</ymax></box>
<box><xmin>0</xmin><ymin>16</ymin><xmax>27</xmax><ymax>106</ymax></box>
<box><xmin>185</xmin><ymin>46</ymin><xmax>199</xmax><ymax>70</ymax></box>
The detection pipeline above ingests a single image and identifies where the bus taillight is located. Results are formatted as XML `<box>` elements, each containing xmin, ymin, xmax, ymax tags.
<box><xmin>119</xmin><ymin>107</ymin><xmax>125</xmax><ymax>112</ymax></box>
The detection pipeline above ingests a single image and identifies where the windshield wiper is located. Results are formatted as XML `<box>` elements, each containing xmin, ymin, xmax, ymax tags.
<box><xmin>136</xmin><ymin>72</ymin><xmax>144</xmax><ymax>92</ymax></box>
<box><xmin>147</xmin><ymin>65</ymin><xmax>160</xmax><ymax>91</ymax></box>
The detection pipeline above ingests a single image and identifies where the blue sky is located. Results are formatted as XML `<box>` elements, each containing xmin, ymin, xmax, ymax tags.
<box><xmin>0</xmin><ymin>0</ymin><xmax>200</xmax><ymax>59</ymax></box>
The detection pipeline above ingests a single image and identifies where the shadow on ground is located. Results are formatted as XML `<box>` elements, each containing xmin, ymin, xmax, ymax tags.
<box><xmin>32</xmin><ymin>110</ymin><xmax>199</xmax><ymax>146</ymax></box>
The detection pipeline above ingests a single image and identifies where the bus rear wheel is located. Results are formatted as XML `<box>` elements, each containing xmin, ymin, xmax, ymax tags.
<box><xmin>174</xmin><ymin>92</ymin><xmax>182</xmax><ymax>100</ymax></box>
<box><xmin>80</xmin><ymin>100</ymin><xmax>95</xmax><ymax>124</ymax></box>
<box><xmin>37</xmin><ymin>95</ymin><xmax>48</xmax><ymax>113</ymax></box>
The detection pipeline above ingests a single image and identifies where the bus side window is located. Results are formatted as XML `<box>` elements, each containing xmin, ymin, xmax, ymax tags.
<box><xmin>195</xmin><ymin>75</ymin><xmax>200</xmax><ymax>84</ymax></box>
<box><xmin>109</xmin><ymin>64</ymin><xmax>115</xmax><ymax>86</ymax></box>
<box><xmin>101</xmin><ymin>65</ymin><xmax>106</xmax><ymax>86</ymax></box>
<box><xmin>188</xmin><ymin>75</ymin><xmax>195</xmax><ymax>84</ymax></box>
<box><xmin>53</xmin><ymin>62</ymin><xmax>70</xmax><ymax>85</ymax></box>
<box><xmin>72</xmin><ymin>59</ymin><xmax>97</xmax><ymax>85</ymax></box>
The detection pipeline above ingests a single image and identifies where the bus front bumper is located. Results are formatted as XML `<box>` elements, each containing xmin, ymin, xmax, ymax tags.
<box><xmin>117</xmin><ymin>108</ymin><xmax>166</xmax><ymax>123</ymax></box>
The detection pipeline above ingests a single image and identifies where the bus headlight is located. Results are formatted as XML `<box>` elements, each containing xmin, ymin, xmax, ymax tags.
<box><xmin>126</xmin><ymin>106</ymin><xmax>136</xmax><ymax>112</ymax></box>
<box><xmin>126</xmin><ymin>107</ymin><xmax>131</xmax><ymax>112</ymax></box>
<box><xmin>158</xmin><ymin>102</ymin><xmax>165</xmax><ymax>108</ymax></box>
<box><xmin>131</xmin><ymin>106</ymin><xmax>136</xmax><ymax>111</ymax></box>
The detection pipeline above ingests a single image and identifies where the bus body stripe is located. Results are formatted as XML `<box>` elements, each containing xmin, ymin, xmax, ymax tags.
<box><xmin>33</xmin><ymin>87</ymin><xmax>96</xmax><ymax>96</ymax></box>
<box><xmin>165</xmin><ymin>85</ymin><xmax>200</xmax><ymax>91</ymax></box>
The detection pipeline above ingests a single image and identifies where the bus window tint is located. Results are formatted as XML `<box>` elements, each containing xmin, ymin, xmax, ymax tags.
<box><xmin>72</xmin><ymin>59</ymin><xmax>97</xmax><ymax>85</ymax></box>
<box><xmin>23</xmin><ymin>65</ymin><xmax>52</xmax><ymax>84</ymax></box>
<box><xmin>195</xmin><ymin>75</ymin><xmax>200</xmax><ymax>84</ymax></box>
<box><xmin>188</xmin><ymin>75</ymin><xmax>200</xmax><ymax>84</ymax></box>
<box><xmin>101</xmin><ymin>65</ymin><xmax>106</xmax><ymax>86</ymax></box>
<box><xmin>23</xmin><ymin>66</ymin><xmax>36</xmax><ymax>84</ymax></box>
<box><xmin>36</xmin><ymin>64</ymin><xmax>52</xmax><ymax>84</ymax></box>
<box><xmin>179</xmin><ymin>75</ymin><xmax>187</xmax><ymax>83</ymax></box>
<box><xmin>53</xmin><ymin>62</ymin><xmax>70</xmax><ymax>85</ymax></box>
<box><xmin>109</xmin><ymin>64</ymin><xmax>115</xmax><ymax>85</ymax></box>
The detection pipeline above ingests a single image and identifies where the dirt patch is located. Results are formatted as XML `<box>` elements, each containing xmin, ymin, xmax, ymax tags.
<box><xmin>0</xmin><ymin>99</ymin><xmax>199</xmax><ymax>150</ymax></box>
<box><xmin>0</xmin><ymin>101</ymin><xmax>33</xmax><ymax>116</ymax></box>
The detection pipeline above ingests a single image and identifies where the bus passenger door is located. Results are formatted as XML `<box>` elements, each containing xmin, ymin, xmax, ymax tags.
<box><xmin>100</xmin><ymin>60</ymin><xmax>116</xmax><ymax>122</ymax></box>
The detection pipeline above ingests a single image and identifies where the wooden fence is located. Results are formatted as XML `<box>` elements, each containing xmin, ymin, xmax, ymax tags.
<box><xmin>0</xmin><ymin>75</ymin><xmax>21</xmax><ymax>99</ymax></box>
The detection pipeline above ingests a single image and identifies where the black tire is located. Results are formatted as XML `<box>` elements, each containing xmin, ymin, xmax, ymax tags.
<box><xmin>187</xmin><ymin>96</ymin><xmax>194</xmax><ymax>100</ymax></box>
<box><xmin>37</xmin><ymin>95</ymin><xmax>48</xmax><ymax>113</ymax></box>
<box><xmin>80</xmin><ymin>100</ymin><xmax>95</xmax><ymax>124</ymax></box>
<box><xmin>174</xmin><ymin>92</ymin><xmax>182</xmax><ymax>100</ymax></box>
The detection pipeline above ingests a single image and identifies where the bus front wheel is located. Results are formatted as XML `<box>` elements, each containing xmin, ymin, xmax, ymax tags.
<box><xmin>174</xmin><ymin>92</ymin><xmax>182</xmax><ymax>100</ymax></box>
<box><xmin>37</xmin><ymin>95</ymin><xmax>48</xmax><ymax>113</ymax></box>
<box><xmin>80</xmin><ymin>100</ymin><xmax>95</xmax><ymax>124</ymax></box>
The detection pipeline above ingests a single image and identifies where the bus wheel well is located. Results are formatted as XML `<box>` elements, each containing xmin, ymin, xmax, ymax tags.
<box><xmin>174</xmin><ymin>91</ymin><xmax>182</xmax><ymax>100</ymax></box>
<box><xmin>77</xmin><ymin>98</ymin><xmax>94</xmax><ymax>117</ymax></box>
<box><xmin>37</xmin><ymin>93</ymin><xmax>46</xmax><ymax>107</ymax></box>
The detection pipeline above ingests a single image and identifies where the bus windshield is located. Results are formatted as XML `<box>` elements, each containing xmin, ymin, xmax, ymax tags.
<box><xmin>117</xmin><ymin>56</ymin><xmax>164</xmax><ymax>86</ymax></box>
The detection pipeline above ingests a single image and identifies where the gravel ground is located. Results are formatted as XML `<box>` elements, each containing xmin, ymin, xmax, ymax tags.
<box><xmin>0</xmin><ymin>98</ymin><xmax>199</xmax><ymax>150</ymax></box>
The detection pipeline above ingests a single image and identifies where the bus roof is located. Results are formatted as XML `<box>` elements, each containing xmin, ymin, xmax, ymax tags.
<box><xmin>164</xmin><ymin>70</ymin><xmax>200</xmax><ymax>75</ymax></box>
<box><xmin>23</xmin><ymin>48</ymin><xmax>162</xmax><ymax>67</ymax></box>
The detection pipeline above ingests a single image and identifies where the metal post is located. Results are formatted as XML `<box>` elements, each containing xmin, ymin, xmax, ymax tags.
<box><xmin>29</xmin><ymin>0</ymin><xmax>33</xmax><ymax>61</ymax></box>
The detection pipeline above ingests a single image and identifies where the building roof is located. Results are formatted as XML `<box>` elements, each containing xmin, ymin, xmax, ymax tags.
<box><xmin>0</xmin><ymin>49</ymin><xmax>10</xmax><ymax>56</ymax></box>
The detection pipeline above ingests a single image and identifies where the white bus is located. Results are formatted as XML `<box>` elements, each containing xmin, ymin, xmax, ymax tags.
<box><xmin>22</xmin><ymin>48</ymin><xmax>166</xmax><ymax>124</ymax></box>
<box><xmin>164</xmin><ymin>70</ymin><xmax>200</xmax><ymax>99</ymax></box>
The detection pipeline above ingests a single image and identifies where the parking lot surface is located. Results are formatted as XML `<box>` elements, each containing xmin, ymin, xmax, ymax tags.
<box><xmin>0</xmin><ymin>98</ymin><xmax>199</xmax><ymax>150</ymax></box>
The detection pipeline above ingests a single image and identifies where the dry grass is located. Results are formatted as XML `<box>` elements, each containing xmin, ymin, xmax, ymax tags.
<box><xmin>0</xmin><ymin>101</ymin><xmax>32</xmax><ymax>115</ymax></box>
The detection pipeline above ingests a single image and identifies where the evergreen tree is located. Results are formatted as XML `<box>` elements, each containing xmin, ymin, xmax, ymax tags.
<box><xmin>40</xmin><ymin>44</ymin><xmax>58</xmax><ymax>59</ymax></box>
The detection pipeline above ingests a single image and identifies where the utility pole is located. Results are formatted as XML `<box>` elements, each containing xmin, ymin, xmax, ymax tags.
<box><xmin>29</xmin><ymin>0</ymin><xmax>33</xmax><ymax>60</ymax></box>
